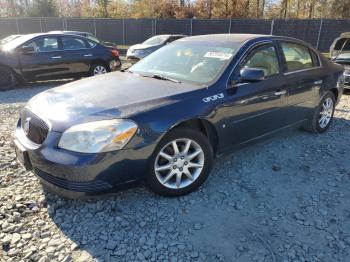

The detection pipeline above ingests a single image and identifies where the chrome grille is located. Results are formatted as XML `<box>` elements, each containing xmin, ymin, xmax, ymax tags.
<box><xmin>21</xmin><ymin>110</ymin><xmax>49</xmax><ymax>144</ymax></box>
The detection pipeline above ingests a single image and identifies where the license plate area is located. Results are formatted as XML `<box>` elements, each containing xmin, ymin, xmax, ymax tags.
<box><xmin>14</xmin><ymin>140</ymin><xmax>32</xmax><ymax>171</ymax></box>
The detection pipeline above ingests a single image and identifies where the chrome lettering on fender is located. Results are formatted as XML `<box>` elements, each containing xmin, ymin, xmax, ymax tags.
<box><xmin>202</xmin><ymin>93</ymin><xmax>224</xmax><ymax>103</ymax></box>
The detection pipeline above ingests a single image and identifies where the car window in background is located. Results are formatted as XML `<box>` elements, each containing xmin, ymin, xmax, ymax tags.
<box><xmin>166</xmin><ymin>37</ymin><xmax>177</xmax><ymax>43</ymax></box>
<box><xmin>243</xmin><ymin>46</ymin><xmax>280</xmax><ymax>77</ymax></box>
<box><xmin>130</xmin><ymin>41</ymin><xmax>241</xmax><ymax>85</ymax></box>
<box><xmin>281</xmin><ymin>42</ymin><xmax>313</xmax><ymax>72</ymax></box>
<box><xmin>26</xmin><ymin>37</ymin><xmax>59</xmax><ymax>52</ymax></box>
<box><xmin>143</xmin><ymin>36</ymin><xmax>168</xmax><ymax>45</ymax></box>
<box><xmin>87</xmin><ymin>40</ymin><xmax>97</xmax><ymax>48</ymax></box>
<box><xmin>86</xmin><ymin>34</ymin><xmax>100</xmax><ymax>43</ymax></box>
<box><xmin>2</xmin><ymin>34</ymin><xmax>39</xmax><ymax>51</ymax></box>
<box><xmin>62</xmin><ymin>36</ymin><xmax>86</xmax><ymax>50</ymax></box>
<box><xmin>334</xmin><ymin>38</ymin><xmax>350</xmax><ymax>50</ymax></box>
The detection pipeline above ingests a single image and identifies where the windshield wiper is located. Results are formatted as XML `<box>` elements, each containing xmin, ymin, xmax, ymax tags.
<box><xmin>142</xmin><ymin>74</ymin><xmax>181</xmax><ymax>83</ymax></box>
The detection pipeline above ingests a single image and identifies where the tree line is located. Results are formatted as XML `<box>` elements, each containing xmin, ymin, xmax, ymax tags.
<box><xmin>1</xmin><ymin>0</ymin><xmax>350</xmax><ymax>19</ymax></box>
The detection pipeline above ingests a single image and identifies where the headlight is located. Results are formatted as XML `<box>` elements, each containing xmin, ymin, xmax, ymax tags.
<box><xmin>58</xmin><ymin>119</ymin><xmax>137</xmax><ymax>153</ymax></box>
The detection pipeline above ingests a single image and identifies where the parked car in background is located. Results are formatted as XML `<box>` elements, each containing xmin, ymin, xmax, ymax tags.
<box><xmin>0</xmin><ymin>34</ymin><xmax>22</xmax><ymax>45</ymax></box>
<box><xmin>0</xmin><ymin>33</ymin><xmax>121</xmax><ymax>90</ymax></box>
<box><xmin>126</xmin><ymin>34</ymin><xmax>186</xmax><ymax>61</ymax></box>
<box><xmin>48</xmin><ymin>31</ymin><xmax>118</xmax><ymax>48</ymax></box>
<box><xmin>14</xmin><ymin>34</ymin><xmax>344</xmax><ymax>198</ymax></box>
<box><xmin>330</xmin><ymin>32</ymin><xmax>350</xmax><ymax>89</ymax></box>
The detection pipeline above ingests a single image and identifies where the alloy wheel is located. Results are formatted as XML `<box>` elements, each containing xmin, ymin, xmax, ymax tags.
<box><xmin>154</xmin><ymin>138</ymin><xmax>205</xmax><ymax>189</ymax></box>
<box><xmin>319</xmin><ymin>97</ymin><xmax>334</xmax><ymax>129</ymax></box>
<box><xmin>93</xmin><ymin>65</ymin><xmax>107</xmax><ymax>75</ymax></box>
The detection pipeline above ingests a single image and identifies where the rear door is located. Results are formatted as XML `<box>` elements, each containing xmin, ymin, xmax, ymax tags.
<box><xmin>18</xmin><ymin>36</ymin><xmax>67</xmax><ymax>80</ymax></box>
<box><xmin>60</xmin><ymin>36</ymin><xmax>94</xmax><ymax>75</ymax></box>
<box><xmin>278</xmin><ymin>41</ymin><xmax>324</xmax><ymax>123</ymax></box>
<box><xmin>220</xmin><ymin>43</ymin><xmax>288</xmax><ymax>148</ymax></box>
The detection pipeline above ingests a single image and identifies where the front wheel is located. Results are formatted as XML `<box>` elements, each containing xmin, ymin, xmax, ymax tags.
<box><xmin>304</xmin><ymin>91</ymin><xmax>336</xmax><ymax>133</ymax></box>
<box><xmin>147</xmin><ymin>127</ymin><xmax>213</xmax><ymax>196</ymax></box>
<box><xmin>0</xmin><ymin>66</ymin><xmax>16</xmax><ymax>91</ymax></box>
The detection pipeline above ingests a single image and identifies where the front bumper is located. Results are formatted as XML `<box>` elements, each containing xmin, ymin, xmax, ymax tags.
<box><xmin>14</xmin><ymin>122</ymin><xmax>154</xmax><ymax>198</ymax></box>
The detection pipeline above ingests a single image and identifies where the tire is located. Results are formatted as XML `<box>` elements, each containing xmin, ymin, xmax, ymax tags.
<box><xmin>304</xmin><ymin>91</ymin><xmax>336</xmax><ymax>133</ymax></box>
<box><xmin>90</xmin><ymin>63</ymin><xmax>108</xmax><ymax>76</ymax></box>
<box><xmin>0</xmin><ymin>66</ymin><xmax>16</xmax><ymax>91</ymax></box>
<box><xmin>146</xmin><ymin>127</ymin><xmax>214</xmax><ymax>197</ymax></box>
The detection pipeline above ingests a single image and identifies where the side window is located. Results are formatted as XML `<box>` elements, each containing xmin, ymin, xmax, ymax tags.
<box><xmin>26</xmin><ymin>37</ymin><xmax>59</xmax><ymax>52</ymax></box>
<box><xmin>242</xmin><ymin>45</ymin><xmax>280</xmax><ymax>77</ymax></box>
<box><xmin>87</xmin><ymin>40</ymin><xmax>97</xmax><ymax>48</ymax></box>
<box><xmin>62</xmin><ymin>36</ymin><xmax>87</xmax><ymax>50</ymax></box>
<box><xmin>86</xmin><ymin>34</ymin><xmax>100</xmax><ymax>43</ymax></box>
<box><xmin>281</xmin><ymin>42</ymin><xmax>313</xmax><ymax>72</ymax></box>
<box><xmin>166</xmin><ymin>37</ymin><xmax>176</xmax><ymax>43</ymax></box>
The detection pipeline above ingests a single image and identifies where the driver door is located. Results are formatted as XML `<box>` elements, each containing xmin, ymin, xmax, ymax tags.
<box><xmin>219</xmin><ymin>43</ymin><xmax>288</xmax><ymax>149</ymax></box>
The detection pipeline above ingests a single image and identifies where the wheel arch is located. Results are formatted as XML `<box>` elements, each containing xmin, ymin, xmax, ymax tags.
<box><xmin>329</xmin><ymin>87</ymin><xmax>339</xmax><ymax>101</ymax></box>
<box><xmin>0</xmin><ymin>63</ymin><xmax>18</xmax><ymax>75</ymax></box>
<box><xmin>0</xmin><ymin>63</ymin><xmax>20</xmax><ymax>87</ymax></box>
<box><xmin>168</xmin><ymin>118</ymin><xmax>219</xmax><ymax>157</ymax></box>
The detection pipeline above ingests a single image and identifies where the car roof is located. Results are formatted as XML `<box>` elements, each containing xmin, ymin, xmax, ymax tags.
<box><xmin>153</xmin><ymin>34</ymin><xmax>187</xmax><ymax>38</ymax></box>
<box><xmin>181</xmin><ymin>33</ymin><xmax>299</xmax><ymax>43</ymax></box>
<box><xmin>48</xmin><ymin>30</ymin><xmax>91</xmax><ymax>35</ymax></box>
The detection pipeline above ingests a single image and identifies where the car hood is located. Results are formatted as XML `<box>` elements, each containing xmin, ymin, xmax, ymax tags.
<box><xmin>26</xmin><ymin>72</ymin><xmax>201</xmax><ymax>132</ymax></box>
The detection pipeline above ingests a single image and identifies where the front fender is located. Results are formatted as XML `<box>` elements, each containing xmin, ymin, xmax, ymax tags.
<box><xmin>127</xmin><ymin>89</ymin><xmax>219</xmax><ymax>156</ymax></box>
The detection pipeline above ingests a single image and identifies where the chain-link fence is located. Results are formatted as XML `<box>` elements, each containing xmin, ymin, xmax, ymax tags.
<box><xmin>1</xmin><ymin>17</ymin><xmax>349</xmax><ymax>51</ymax></box>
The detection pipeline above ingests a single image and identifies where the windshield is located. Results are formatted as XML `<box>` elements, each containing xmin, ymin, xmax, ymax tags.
<box><xmin>2</xmin><ymin>34</ymin><xmax>39</xmax><ymax>51</ymax></box>
<box><xmin>130</xmin><ymin>40</ymin><xmax>241</xmax><ymax>85</ymax></box>
<box><xmin>143</xmin><ymin>36</ymin><xmax>168</xmax><ymax>45</ymax></box>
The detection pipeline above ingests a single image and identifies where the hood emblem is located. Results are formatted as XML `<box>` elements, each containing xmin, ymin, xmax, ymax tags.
<box><xmin>24</xmin><ymin>117</ymin><xmax>31</xmax><ymax>135</ymax></box>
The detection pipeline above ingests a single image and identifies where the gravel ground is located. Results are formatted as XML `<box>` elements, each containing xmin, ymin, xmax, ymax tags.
<box><xmin>1</xmin><ymin>82</ymin><xmax>350</xmax><ymax>262</ymax></box>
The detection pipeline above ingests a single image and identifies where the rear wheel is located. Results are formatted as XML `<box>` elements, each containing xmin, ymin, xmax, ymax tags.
<box><xmin>304</xmin><ymin>91</ymin><xmax>336</xmax><ymax>133</ymax></box>
<box><xmin>0</xmin><ymin>66</ymin><xmax>16</xmax><ymax>91</ymax></box>
<box><xmin>90</xmin><ymin>63</ymin><xmax>108</xmax><ymax>76</ymax></box>
<box><xmin>147</xmin><ymin>127</ymin><xmax>213</xmax><ymax>196</ymax></box>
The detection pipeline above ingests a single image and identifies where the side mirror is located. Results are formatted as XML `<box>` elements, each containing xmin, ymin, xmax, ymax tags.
<box><xmin>240</xmin><ymin>68</ymin><xmax>265</xmax><ymax>82</ymax></box>
<box><xmin>20</xmin><ymin>46</ymin><xmax>35</xmax><ymax>54</ymax></box>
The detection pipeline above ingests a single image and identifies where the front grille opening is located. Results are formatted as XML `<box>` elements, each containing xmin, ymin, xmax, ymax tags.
<box><xmin>21</xmin><ymin>110</ymin><xmax>49</xmax><ymax>144</ymax></box>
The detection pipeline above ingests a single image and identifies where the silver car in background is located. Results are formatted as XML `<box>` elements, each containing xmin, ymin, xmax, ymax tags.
<box><xmin>126</xmin><ymin>34</ymin><xmax>186</xmax><ymax>61</ymax></box>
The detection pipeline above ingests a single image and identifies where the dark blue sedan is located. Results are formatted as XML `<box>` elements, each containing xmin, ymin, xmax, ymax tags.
<box><xmin>14</xmin><ymin>34</ymin><xmax>344</xmax><ymax>198</ymax></box>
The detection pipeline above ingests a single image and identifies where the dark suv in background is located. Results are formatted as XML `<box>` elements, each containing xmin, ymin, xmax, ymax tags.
<box><xmin>0</xmin><ymin>33</ymin><xmax>121</xmax><ymax>90</ymax></box>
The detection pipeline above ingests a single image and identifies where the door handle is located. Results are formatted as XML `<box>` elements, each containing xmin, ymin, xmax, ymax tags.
<box><xmin>314</xmin><ymin>80</ymin><xmax>323</xmax><ymax>85</ymax></box>
<box><xmin>51</xmin><ymin>56</ymin><xmax>62</xmax><ymax>59</ymax></box>
<box><xmin>84</xmin><ymin>54</ymin><xmax>93</xmax><ymax>57</ymax></box>
<box><xmin>274</xmin><ymin>90</ymin><xmax>287</xmax><ymax>96</ymax></box>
